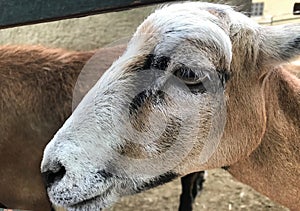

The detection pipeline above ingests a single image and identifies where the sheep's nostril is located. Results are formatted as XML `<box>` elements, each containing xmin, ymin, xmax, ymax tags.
<box><xmin>41</xmin><ymin>165</ymin><xmax>66</xmax><ymax>188</ymax></box>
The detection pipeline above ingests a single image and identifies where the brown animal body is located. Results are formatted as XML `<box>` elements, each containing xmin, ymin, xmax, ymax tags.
<box><xmin>227</xmin><ymin>67</ymin><xmax>300</xmax><ymax>210</ymax></box>
<box><xmin>0</xmin><ymin>45</ymin><xmax>124</xmax><ymax>210</ymax></box>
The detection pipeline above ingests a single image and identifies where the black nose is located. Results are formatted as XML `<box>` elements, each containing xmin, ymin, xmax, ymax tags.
<box><xmin>41</xmin><ymin>164</ymin><xmax>66</xmax><ymax>188</ymax></box>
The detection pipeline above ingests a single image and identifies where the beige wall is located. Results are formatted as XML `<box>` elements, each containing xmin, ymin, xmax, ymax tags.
<box><xmin>0</xmin><ymin>6</ymin><xmax>155</xmax><ymax>51</ymax></box>
<box><xmin>252</xmin><ymin>0</ymin><xmax>300</xmax><ymax>25</ymax></box>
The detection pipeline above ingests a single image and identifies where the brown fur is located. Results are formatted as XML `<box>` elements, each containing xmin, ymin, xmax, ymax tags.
<box><xmin>180</xmin><ymin>15</ymin><xmax>300</xmax><ymax>209</ymax></box>
<box><xmin>228</xmin><ymin>67</ymin><xmax>300</xmax><ymax>210</ymax></box>
<box><xmin>283</xmin><ymin>60</ymin><xmax>300</xmax><ymax>78</ymax></box>
<box><xmin>0</xmin><ymin>45</ymin><xmax>125</xmax><ymax>210</ymax></box>
<box><xmin>200</xmin><ymin>36</ymin><xmax>300</xmax><ymax>210</ymax></box>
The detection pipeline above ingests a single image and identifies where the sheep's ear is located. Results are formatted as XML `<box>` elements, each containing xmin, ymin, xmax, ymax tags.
<box><xmin>261</xmin><ymin>24</ymin><xmax>300</xmax><ymax>65</ymax></box>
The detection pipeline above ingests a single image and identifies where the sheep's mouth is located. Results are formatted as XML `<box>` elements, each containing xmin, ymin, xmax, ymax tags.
<box><xmin>134</xmin><ymin>171</ymin><xmax>179</xmax><ymax>193</ymax></box>
<box><xmin>67</xmin><ymin>186</ymin><xmax>113</xmax><ymax>211</ymax></box>
<box><xmin>69</xmin><ymin>195</ymin><xmax>102</xmax><ymax>210</ymax></box>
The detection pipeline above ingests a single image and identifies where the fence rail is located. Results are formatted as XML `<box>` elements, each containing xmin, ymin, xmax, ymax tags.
<box><xmin>0</xmin><ymin>0</ymin><xmax>178</xmax><ymax>29</ymax></box>
<box><xmin>257</xmin><ymin>15</ymin><xmax>300</xmax><ymax>25</ymax></box>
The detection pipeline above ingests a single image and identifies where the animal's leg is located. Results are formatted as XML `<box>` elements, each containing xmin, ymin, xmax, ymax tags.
<box><xmin>192</xmin><ymin>171</ymin><xmax>205</xmax><ymax>199</ymax></box>
<box><xmin>179</xmin><ymin>171</ymin><xmax>205</xmax><ymax>211</ymax></box>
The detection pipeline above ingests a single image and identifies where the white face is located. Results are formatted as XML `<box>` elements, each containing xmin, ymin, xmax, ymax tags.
<box><xmin>41</xmin><ymin>3</ymin><xmax>234</xmax><ymax>211</ymax></box>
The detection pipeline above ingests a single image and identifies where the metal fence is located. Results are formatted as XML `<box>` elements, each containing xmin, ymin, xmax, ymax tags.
<box><xmin>0</xmin><ymin>0</ymin><xmax>179</xmax><ymax>29</ymax></box>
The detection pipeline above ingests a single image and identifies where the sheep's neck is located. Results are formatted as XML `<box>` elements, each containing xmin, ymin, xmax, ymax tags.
<box><xmin>228</xmin><ymin>68</ymin><xmax>300</xmax><ymax>210</ymax></box>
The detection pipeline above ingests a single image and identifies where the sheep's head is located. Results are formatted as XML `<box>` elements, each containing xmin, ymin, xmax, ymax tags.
<box><xmin>41</xmin><ymin>2</ymin><xmax>300</xmax><ymax>210</ymax></box>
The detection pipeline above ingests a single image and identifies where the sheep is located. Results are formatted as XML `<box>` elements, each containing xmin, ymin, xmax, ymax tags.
<box><xmin>0</xmin><ymin>45</ymin><xmax>123</xmax><ymax>210</ymax></box>
<box><xmin>41</xmin><ymin>2</ymin><xmax>300</xmax><ymax>211</ymax></box>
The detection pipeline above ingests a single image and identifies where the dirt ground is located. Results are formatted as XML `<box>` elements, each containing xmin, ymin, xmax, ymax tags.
<box><xmin>102</xmin><ymin>169</ymin><xmax>288</xmax><ymax>211</ymax></box>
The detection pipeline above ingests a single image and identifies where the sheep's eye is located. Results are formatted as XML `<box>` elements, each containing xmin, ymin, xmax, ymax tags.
<box><xmin>173</xmin><ymin>67</ymin><xmax>208</xmax><ymax>94</ymax></box>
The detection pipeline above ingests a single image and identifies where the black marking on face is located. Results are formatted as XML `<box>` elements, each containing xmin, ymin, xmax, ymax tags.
<box><xmin>136</xmin><ymin>171</ymin><xmax>178</xmax><ymax>193</ymax></box>
<box><xmin>217</xmin><ymin>70</ymin><xmax>230</xmax><ymax>88</ymax></box>
<box><xmin>152</xmin><ymin>116</ymin><xmax>182</xmax><ymax>154</ymax></box>
<box><xmin>221</xmin><ymin>166</ymin><xmax>230</xmax><ymax>170</ymax></box>
<box><xmin>224</xmin><ymin>72</ymin><xmax>231</xmax><ymax>82</ymax></box>
<box><xmin>142</xmin><ymin>54</ymin><xmax>154</xmax><ymax>70</ymax></box>
<box><xmin>114</xmin><ymin>116</ymin><xmax>182</xmax><ymax>159</ymax></box>
<box><xmin>152</xmin><ymin>56</ymin><xmax>170</xmax><ymax>71</ymax></box>
<box><xmin>97</xmin><ymin>169</ymin><xmax>114</xmax><ymax>179</ymax></box>
<box><xmin>129</xmin><ymin>90</ymin><xmax>148</xmax><ymax>116</ymax></box>
<box><xmin>142</xmin><ymin>54</ymin><xmax>171</xmax><ymax>71</ymax></box>
<box><xmin>289</xmin><ymin>36</ymin><xmax>300</xmax><ymax>49</ymax></box>
<box><xmin>129</xmin><ymin>89</ymin><xmax>165</xmax><ymax>116</ymax></box>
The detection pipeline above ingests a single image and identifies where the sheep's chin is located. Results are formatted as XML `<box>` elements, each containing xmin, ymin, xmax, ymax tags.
<box><xmin>66</xmin><ymin>193</ymin><xmax>116</xmax><ymax>211</ymax></box>
<box><xmin>56</xmin><ymin>184</ymin><xmax>117</xmax><ymax>211</ymax></box>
